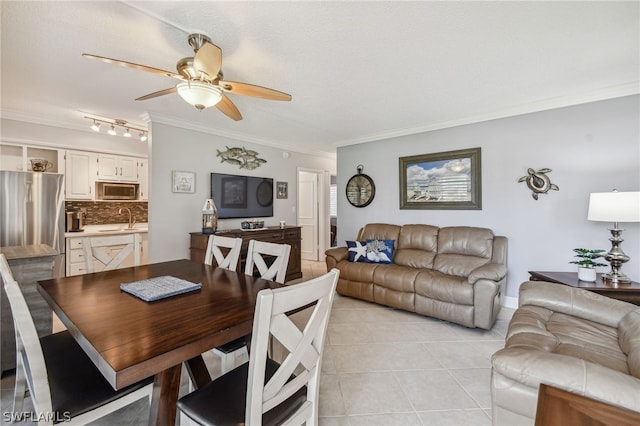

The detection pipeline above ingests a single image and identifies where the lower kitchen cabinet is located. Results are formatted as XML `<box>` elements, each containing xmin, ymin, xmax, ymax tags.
<box><xmin>190</xmin><ymin>226</ymin><xmax>302</xmax><ymax>282</ymax></box>
<box><xmin>66</xmin><ymin>232</ymin><xmax>148</xmax><ymax>276</ymax></box>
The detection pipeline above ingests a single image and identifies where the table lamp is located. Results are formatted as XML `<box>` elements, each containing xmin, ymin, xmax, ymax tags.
<box><xmin>587</xmin><ymin>190</ymin><xmax>640</xmax><ymax>283</ymax></box>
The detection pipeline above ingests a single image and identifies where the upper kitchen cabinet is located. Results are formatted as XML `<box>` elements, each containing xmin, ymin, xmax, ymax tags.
<box><xmin>0</xmin><ymin>143</ymin><xmax>64</xmax><ymax>173</ymax></box>
<box><xmin>97</xmin><ymin>154</ymin><xmax>138</xmax><ymax>182</ymax></box>
<box><xmin>65</xmin><ymin>150</ymin><xmax>97</xmax><ymax>200</ymax></box>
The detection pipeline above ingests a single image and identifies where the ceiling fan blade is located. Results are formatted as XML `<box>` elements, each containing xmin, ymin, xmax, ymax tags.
<box><xmin>218</xmin><ymin>80</ymin><xmax>292</xmax><ymax>101</ymax></box>
<box><xmin>193</xmin><ymin>42</ymin><xmax>222</xmax><ymax>81</ymax></box>
<box><xmin>216</xmin><ymin>95</ymin><xmax>242</xmax><ymax>121</ymax></box>
<box><xmin>82</xmin><ymin>53</ymin><xmax>184</xmax><ymax>80</ymax></box>
<box><xmin>135</xmin><ymin>87</ymin><xmax>177</xmax><ymax>101</ymax></box>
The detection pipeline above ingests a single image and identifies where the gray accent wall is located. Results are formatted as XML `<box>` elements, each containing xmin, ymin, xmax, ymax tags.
<box><xmin>149</xmin><ymin>121</ymin><xmax>336</xmax><ymax>263</ymax></box>
<box><xmin>336</xmin><ymin>95</ymin><xmax>639</xmax><ymax>299</ymax></box>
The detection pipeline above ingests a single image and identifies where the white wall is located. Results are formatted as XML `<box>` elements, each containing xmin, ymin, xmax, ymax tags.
<box><xmin>148</xmin><ymin>122</ymin><xmax>336</xmax><ymax>263</ymax></box>
<box><xmin>1</xmin><ymin>118</ymin><xmax>148</xmax><ymax>157</ymax></box>
<box><xmin>336</xmin><ymin>95</ymin><xmax>640</xmax><ymax>298</ymax></box>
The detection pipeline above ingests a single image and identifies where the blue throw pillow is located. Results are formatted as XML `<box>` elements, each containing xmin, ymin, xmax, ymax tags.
<box><xmin>364</xmin><ymin>239</ymin><xmax>394</xmax><ymax>264</ymax></box>
<box><xmin>346</xmin><ymin>240</ymin><xmax>368</xmax><ymax>262</ymax></box>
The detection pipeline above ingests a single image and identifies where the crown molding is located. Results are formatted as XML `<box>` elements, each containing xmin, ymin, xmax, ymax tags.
<box><xmin>333</xmin><ymin>83</ymin><xmax>640</xmax><ymax>147</ymax></box>
<box><xmin>147</xmin><ymin>111</ymin><xmax>337</xmax><ymax>160</ymax></box>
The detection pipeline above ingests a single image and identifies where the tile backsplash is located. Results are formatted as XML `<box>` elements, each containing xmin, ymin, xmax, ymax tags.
<box><xmin>65</xmin><ymin>201</ymin><xmax>148</xmax><ymax>225</ymax></box>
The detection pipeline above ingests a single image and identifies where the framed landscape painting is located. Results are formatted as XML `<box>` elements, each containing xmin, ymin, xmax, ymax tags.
<box><xmin>399</xmin><ymin>147</ymin><xmax>482</xmax><ymax>210</ymax></box>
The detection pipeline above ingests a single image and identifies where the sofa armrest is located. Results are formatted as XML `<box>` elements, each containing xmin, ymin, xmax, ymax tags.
<box><xmin>519</xmin><ymin>281</ymin><xmax>637</xmax><ymax>328</ymax></box>
<box><xmin>468</xmin><ymin>263</ymin><xmax>507</xmax><ymax>284</ymax></box>
<box><xmin>492</xmin><ymin>347</ymin><xmax>640</xmax><ymax>413</ymax></box>
<box><xmin>325</xmin><ymin>247</ymin><xmax>349</xmax><ymax>269</ymax></box>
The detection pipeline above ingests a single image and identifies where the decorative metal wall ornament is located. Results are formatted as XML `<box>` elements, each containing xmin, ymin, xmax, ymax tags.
<box><xmin>216</xmin><ymin>146</ymin><xmax>267</xmax><ymax>170</ymax></box>
<box><xmin>518</xmin><ymin>168</ymin><xmax>559</xmax><ymax>200</ymax></box>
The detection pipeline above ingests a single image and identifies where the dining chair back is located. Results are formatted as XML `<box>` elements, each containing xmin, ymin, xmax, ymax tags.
<box><xmin>82</xmin><ymin>233</ymin><xmax>141</xmax><ymax>273</ymax></box>
<box><xmin>178</xmin><ymin>268</ymin><xmax>339</xmax><ymax>426</ymax></box>
<box><xmin>204</xmin><ymin>235</ymin><xmax>242</xmax><ymax>270</ymax></box>
<box><xmin>245</xmin><ymin>240</ymin><xmax>291</xmax><ymax>284</ymax></box>
<box><xmin>1</xmin><ymin>253</ymin><xmax>152</xmax><ymax>426</ymax></box>
<box><xmin>212</xmin><ymin>239</ymin><xmax>290</xmax><ymax>374</ymax></box>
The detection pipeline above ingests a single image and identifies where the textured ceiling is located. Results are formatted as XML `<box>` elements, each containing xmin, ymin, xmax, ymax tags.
<box><xmin>1</xmin><ymin>1</ymin><xmax>638</xmax><ymax>156</ymax></box>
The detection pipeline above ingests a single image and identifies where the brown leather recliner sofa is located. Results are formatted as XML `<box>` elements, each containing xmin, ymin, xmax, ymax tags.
<box><xmin>491</xmin><ymin>281</ymin><xmax>640</xmax><ymax>425</ymax></box>
<box><xmin>325</xmin><ymin>223</ymin><xmax>508</xmax><ymax>330</ymax></box>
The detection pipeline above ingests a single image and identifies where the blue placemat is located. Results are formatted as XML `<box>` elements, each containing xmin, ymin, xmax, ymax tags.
<box><xmin>120</xmin><ymin>276</ymin><xmax>202</xmax><ymax>302</ymax></box>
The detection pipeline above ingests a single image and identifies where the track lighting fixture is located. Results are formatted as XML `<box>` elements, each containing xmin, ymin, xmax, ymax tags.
<box><xmin>84</xmin><ymin>116</ymin><xmax>148</xmax><ymax>142</ymax></box>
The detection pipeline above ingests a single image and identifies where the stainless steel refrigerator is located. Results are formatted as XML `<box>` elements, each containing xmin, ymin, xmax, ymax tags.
<box><xmin>1</xmin><ymin>170</ymin><xmax>65</xmax><ymax>373</ymax></box>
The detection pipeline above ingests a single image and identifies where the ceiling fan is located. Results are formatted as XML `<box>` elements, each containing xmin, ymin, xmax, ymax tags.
<box><xmin>82</xmin><ymin>33</ymin><xmax>291</xmax><ymax>121</ymax></box>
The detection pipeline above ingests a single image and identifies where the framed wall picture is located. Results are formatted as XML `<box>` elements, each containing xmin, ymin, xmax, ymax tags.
<box><xmin>172</xmin><ymin>170</ymin><xmax>195</xmax><ymax>193</ymax></box>
<box><xmin>399</xmin><ymin>147</ymin><xmax>482</xmax><ymax>210</ymax></box>
<box><xmin>276</xmin><ymin>181</ymin><xmax>288</xmax><ymax>199</ymax></box>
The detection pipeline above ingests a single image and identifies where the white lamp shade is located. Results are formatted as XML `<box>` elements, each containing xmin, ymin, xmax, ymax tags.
<box><xmin>587</xmin><ymin>191</ymin><xmax>640</xmax><ymax>222</ymax></box>
<box><xmin>177</xmin><ymin>81</ymin><xmax>222</xmax><ymax>110</ymax></box>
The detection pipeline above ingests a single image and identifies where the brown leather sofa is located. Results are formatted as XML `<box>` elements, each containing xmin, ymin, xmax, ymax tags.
<box><xmin>491</xmin><ymin>281</ymin><xmax>640</xmax><ymax>425</ymax></box>
<box><xmin>325</xmin><ymin>223</ymin><xmax>508</xmax><ymax>329</ymax></box>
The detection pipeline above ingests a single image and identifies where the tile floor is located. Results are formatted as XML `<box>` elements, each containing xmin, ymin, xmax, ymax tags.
<box><xmin>1</xmin><ymin>260</ymin><xmax>513</xmax><ymax>425</ymax></box>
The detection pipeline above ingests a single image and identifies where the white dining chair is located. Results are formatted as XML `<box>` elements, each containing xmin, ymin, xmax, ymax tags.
<box><xmin>0</xmin><ymin>254</ymin><xmax>153</xmax><ymax>426</ymax></box>
<box><xmin>245</xmin><ymin>239</ymin><xmax>291</xmax><ymax>283</ymax></box>
<box><xmin>82</xmin><ymin>233</ymin><xmax>141</xmax><ymax>273</ymax></box>
<box><xmin>178</xmin><ymin>268</ymin><xmax>339</xmax><ymax>426</ymax></box>
<box><xmin>204</xmin><ymin>235</ymin><xmax>242</xmax><ymax>270</ymax></box>
<box><xmin>213</xmin><ymin>239</ymin><xmax>292</xmax><ymax>374</ymax></box>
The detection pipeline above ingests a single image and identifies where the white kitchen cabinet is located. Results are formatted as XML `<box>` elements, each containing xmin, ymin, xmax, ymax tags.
<box><xmin>137</xmin><ymin>158</ymin><xmax>149</xmax><ymax>200</ymax></box>
<box><xmin>65</xmin><ymin>232</ymin><xmax>147</xmax><ymax>276</ymax></box>
<box><xmin>1</xmin><ymin>143</ymin><xmax>64</xmax><ymax>173</ymax></box>
<box><xmin>65</xmin><ymin>150</ymin><xmax>97</xmax><ymax>200</ymax></box>
<box><xmin>97</xmin><ymin>154</ymin><xmax>138</xmax><ymax>182</ymax></box>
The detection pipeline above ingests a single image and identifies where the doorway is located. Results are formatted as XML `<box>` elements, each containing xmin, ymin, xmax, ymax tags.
<box><xmin>297</xmin><ymin>168</ymin><xmax>329</xmax><ymax>261</ymax></box>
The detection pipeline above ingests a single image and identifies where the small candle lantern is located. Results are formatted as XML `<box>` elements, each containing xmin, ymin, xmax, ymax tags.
<box><xmin>202</xmin><ymin>199</ymin><xmax>218</xmax><ymax>234</ymax></box>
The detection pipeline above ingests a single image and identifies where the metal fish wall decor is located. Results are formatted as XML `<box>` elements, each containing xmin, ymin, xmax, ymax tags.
<box><xmin>216</xmin><ymin>146</ymin><xmax>267</xmax><ymax>170</ymax></box>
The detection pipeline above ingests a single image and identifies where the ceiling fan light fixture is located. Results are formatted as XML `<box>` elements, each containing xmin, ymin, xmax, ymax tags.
<box><xmin>177</xmin><ymin>81</ymin><xmax>222</xmax><ymax>110</ymax></box>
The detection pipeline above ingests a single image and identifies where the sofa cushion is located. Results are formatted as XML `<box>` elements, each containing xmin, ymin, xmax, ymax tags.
<box><xmin>414</xmin><ymin>269</ymin><xmax>473</xmax><ymax>305</ymax></box>
<box><xmin>434</xmin><ymin>227</ymin><xmax>493</xmax><ymax>277</ymax></box>
<box><xmin>346</xmin><ymin>240</ymin><xmax>368</xmax><ymax>262</ymax></box>
<box><xmin>372</xmin><ymin>264</ymin><xmax>418</xmax><ymax>292</ymax></box>
<box><xmin>506</xmin><ymin>305</ymin><xmax>629</xmax><ymax>375</ymax></box>
<box><xmin>357</xmin><ymin>223</ymin><xmax>401</xmax><ymax>242</ymax></box>
<box><xmin>619</xmin><ymin>310</ymin><xmax>640</xmax><ymax>378</ymax></box>
<box><xmin>394</xmin><ymin>224</ymin><xmax>438</xmax><ymax>268</ymax></box>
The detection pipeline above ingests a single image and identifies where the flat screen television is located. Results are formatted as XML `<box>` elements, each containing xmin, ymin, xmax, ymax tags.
<box><xmin>210</xmin><ymin>173</ymin><xmax>274</xmax><ymax>219</ymax></box>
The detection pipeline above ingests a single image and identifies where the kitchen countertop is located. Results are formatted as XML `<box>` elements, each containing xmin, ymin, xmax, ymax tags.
<box><xmin>65</xmin><ymin>223</ymin><xmax>148</xmax><ymax>237</ymax></box>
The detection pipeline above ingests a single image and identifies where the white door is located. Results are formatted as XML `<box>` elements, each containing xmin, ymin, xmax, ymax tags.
<box><xmin>298</xmin><ymin>171</ymin><xmax>318</xmax><ymax>261</ymax></box>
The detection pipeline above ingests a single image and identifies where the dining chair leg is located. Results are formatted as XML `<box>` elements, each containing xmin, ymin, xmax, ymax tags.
<box><xmin>12</xmin><ymin>354</ymin><xmax>27</xmax><ymax>413</ymax></box>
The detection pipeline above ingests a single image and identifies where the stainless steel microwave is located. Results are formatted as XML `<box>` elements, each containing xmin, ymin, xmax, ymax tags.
<box><xmin>97</xmin><ymin>182</ymin><xmax>138</xmax><ymax>200</ymax></box>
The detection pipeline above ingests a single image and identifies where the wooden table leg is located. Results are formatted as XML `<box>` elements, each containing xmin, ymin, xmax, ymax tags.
<box><xmin>148</xmin><ymin>364</ymin><xmax>182</xmax><ymax>426</ymax></box>
<box><xmin>185</xmin><ymin>355</ymin><xmax>212</xmax><ymax>389</ymax></box>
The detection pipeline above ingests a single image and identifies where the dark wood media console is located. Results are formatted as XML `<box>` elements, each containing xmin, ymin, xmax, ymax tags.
<box><xmin>190</xmin><ymin>226</ymin><xmax>302</xmax><ymax>282</ymax></box>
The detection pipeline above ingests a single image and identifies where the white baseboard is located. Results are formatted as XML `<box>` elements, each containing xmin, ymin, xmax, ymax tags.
<box><xmin>502</xmin><ymin>295</ymin><xmax>518</xmax><ymax>310</ymax></box>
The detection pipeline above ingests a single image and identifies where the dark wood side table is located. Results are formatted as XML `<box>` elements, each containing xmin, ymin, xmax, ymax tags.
<box><xmin>529</xmin><ymin>271</ymin><xmax>640</xmax><ymax>306</ymax></box>
<box><xmin>535</xmin><ymin>384</ymin><xmax>640</xmax><ymax>426</ymax></box>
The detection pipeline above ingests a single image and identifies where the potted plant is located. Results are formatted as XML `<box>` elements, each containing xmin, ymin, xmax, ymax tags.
<box><xmin>569</xmin><ymin>248</ymin><xmax>607</xmax><ymax>282</ymax></box>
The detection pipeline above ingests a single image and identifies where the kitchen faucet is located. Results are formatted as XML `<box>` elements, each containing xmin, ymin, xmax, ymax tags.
<box><xmin>118</xmin><ymin>207</ymin><xmax>136</xmax><ymax>229</ymax></box>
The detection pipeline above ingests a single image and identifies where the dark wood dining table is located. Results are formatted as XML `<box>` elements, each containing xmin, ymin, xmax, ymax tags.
<box><xmin>37</xmin><ymin>259</ymin><xmax>283</xmax><ymax>426</ymax></box>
